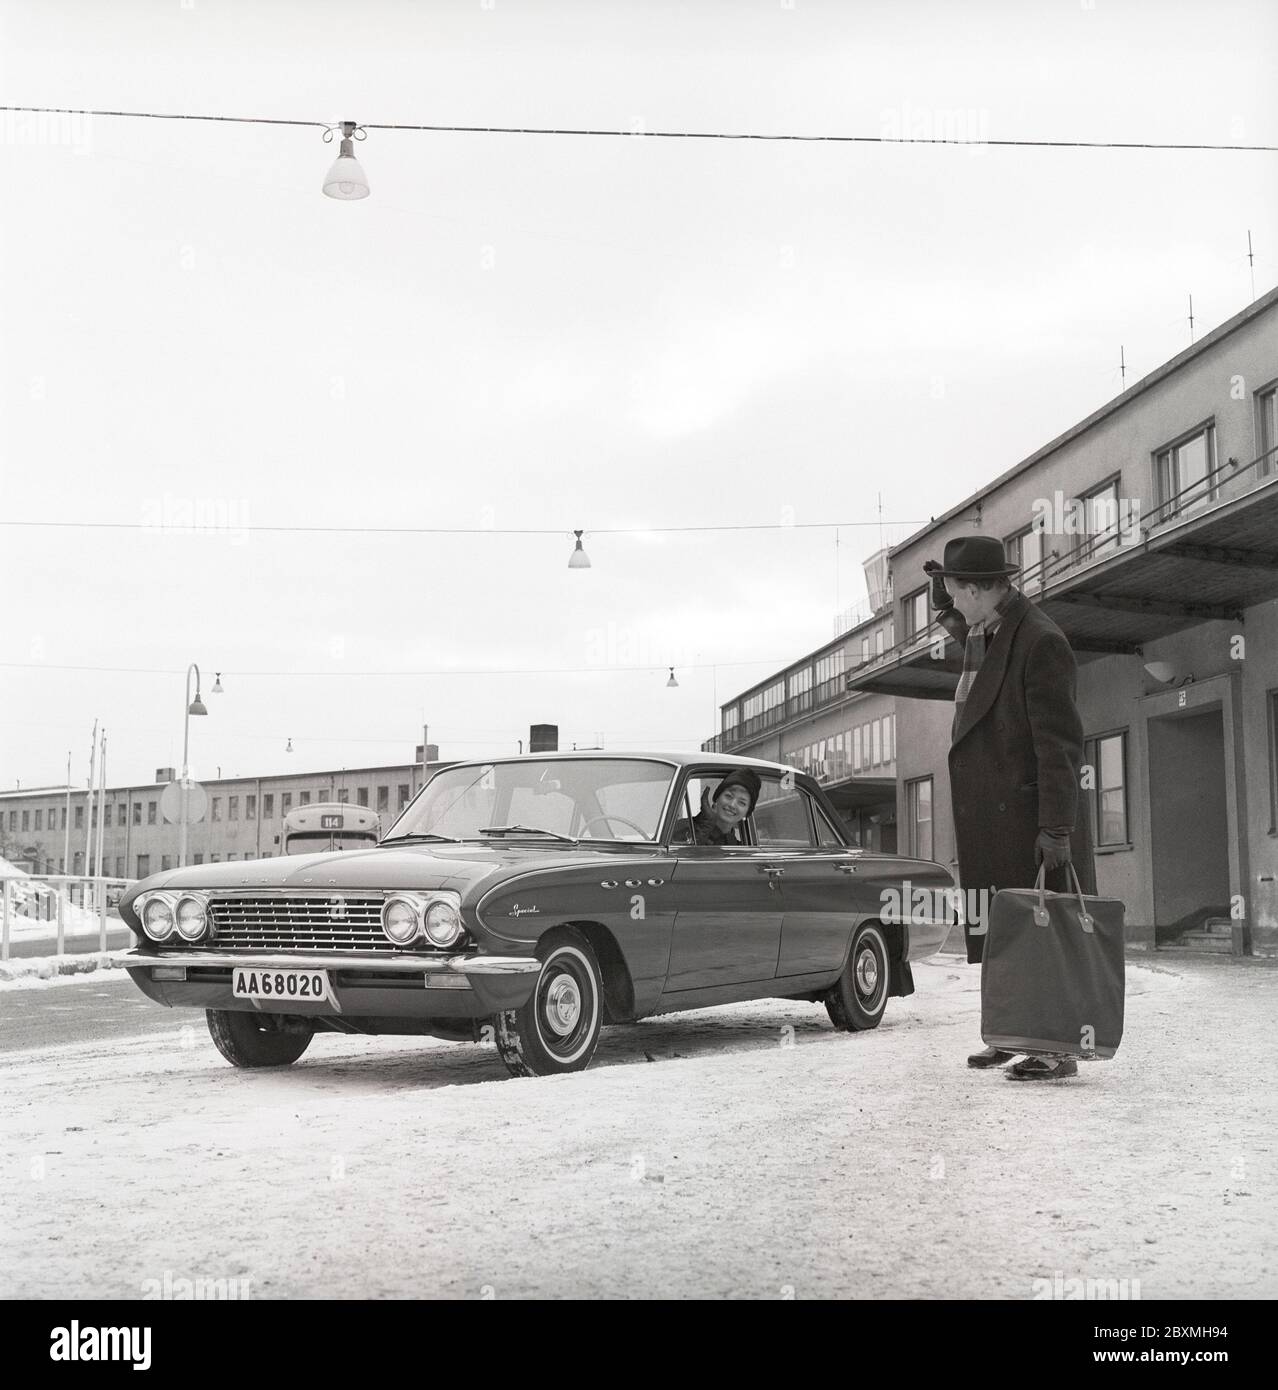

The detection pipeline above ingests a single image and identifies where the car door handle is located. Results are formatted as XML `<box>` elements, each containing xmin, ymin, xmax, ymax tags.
<box><xmin>758</xmin><ymin>866</ymin><xmax>784</xmax><ymax>877</ymax></box>
<box><xmin>835</xmin><ymin>864</ymin><xmax>859</xmax><ymax>874</ymax></box>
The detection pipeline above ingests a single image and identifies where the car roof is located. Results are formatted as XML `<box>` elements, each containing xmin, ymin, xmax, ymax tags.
<box><xmin>431</xmin><ymin>749</ymin><xmax>796</xmax><ymax>775</ymax></box>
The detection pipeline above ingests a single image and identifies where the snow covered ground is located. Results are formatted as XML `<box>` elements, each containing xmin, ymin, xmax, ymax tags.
<box><xmin>0</xmin><ymin>954</ymin><xmax>1273</xmax><ymax>1300</ymax></box>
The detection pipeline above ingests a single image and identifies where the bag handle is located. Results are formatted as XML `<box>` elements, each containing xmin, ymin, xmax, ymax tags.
<box><xmin>1033</xmin><ymin>860</ymin><xmax>1094</xmax><ymax>933</ymax></box>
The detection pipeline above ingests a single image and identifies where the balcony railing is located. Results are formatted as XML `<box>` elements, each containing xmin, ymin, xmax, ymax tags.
<box><xmin>704</xmin><ymin>666</ymin><xmax>866</xmax><ymax>752</ymax></box>
<box><xmin>848</xmin><ymin>439</ymin><xmax>1278</xmax><ymax>683</ymax></box>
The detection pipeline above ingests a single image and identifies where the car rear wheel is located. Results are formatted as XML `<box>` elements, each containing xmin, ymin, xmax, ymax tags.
<box><xmin>494</xmin><ymin>929</ymin><xmax>603</xmax><ymax>1077</ymax></box>
<box><xmin>206</xmin><ymin>1009</ymin><xmax>314</xmax><ymax>1068</ymax></box>
<box><xmin>824</xmin><ymin>921</ymin><xmax>890</xmax><ymax>1032</ymax></box>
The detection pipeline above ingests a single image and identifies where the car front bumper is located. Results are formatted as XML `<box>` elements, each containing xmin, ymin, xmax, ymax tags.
<box><xmin>110</xmin><ymin>948</ymin><xmax>541</xmax><ymax>1019</ymax></box>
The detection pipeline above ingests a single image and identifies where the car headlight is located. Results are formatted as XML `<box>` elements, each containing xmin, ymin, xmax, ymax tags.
<box><xmin>139</xmin><ymin>893</ymin><xmax>177</xmax><ymax>942</ymax></box>
<box><xmin>175</xmin><ymin>893</ymin><xmax>211</xmax><ymax>942</ymax></box>
<box><xmin>423</xmin><ymin>899</ymin><xmax>463</xmax><ymax>947</ymax></box>
<box><xmin>381</xmin><ymin>895</ymin><xmax>423</xmax><ymax>945</ymax></box>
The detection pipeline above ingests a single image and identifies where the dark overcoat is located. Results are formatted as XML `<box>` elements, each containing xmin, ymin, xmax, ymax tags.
<box><xmin>941</xmin><ymin>588</ymin><xmax>1097</xmax><ymax>963</ymax></box>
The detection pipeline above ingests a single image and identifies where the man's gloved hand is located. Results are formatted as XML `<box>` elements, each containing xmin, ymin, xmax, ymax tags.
<box><xmin>1035</xmin><ymin>828</ymin><xmax>1073</xmax><ymax>871</ymax></box>
<box><xmin>923</xmin><ymin>558</ymin><xmax>952</xmax><ymax>610</ymax></box>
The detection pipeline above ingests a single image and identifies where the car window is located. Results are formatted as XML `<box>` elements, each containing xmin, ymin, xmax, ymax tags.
<box><xmin>391</xmin><ymin>759</ymin><xmax>673</xmax><ymax>841</ymax></box>
<box><xmin>814</xmin><ymin>802</ymin><xmax>844</xmax><ymax>847</ymax></box>
<box><xmin>507</xmin><ymin>784</ymin><xmax>578</xmax><ymax>836</ymax></box>
<box><xmin>669</xmin><ymin>773</ymin><xmax>752</xmax><ymax>846</ymax></box>
<box><xmin>753</xmin><ymin>778</ymin><xmax>815</xmax><ymax>848</ymax></box>
<box><xmin>593</xmin><ymin>778</ymin><xmax>670</xmax><ymax>840</ymax></box>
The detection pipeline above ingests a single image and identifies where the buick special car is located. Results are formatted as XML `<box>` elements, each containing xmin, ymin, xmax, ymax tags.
<box><xmin>113</xmin><ymin>752</ymin><xmax>958</xmax><ymax>1078</ymax></box>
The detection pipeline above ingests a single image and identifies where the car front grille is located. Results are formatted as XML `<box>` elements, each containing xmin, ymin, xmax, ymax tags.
<box><xmin>196</xmin><ymin>894</ymin><xmax>409</xmax><ymax>953</ymax></box>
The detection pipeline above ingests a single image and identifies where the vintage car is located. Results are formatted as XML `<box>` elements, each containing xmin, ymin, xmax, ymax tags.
<box><xmin>112</xmin><ymin>752</ymin><xmax>958</xmax><ymax>1078</ymax></box>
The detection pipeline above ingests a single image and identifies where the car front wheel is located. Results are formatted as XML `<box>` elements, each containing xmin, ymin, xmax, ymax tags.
<box><xmin>824</xmin><ymin>921</ymin><xmax>890</xmax><ymax>1032</ymax></box>
<box><xmin>494</xmin><ymin>929</ymin><xmax>603</xmax><ymax>1078</ymax></box>
<box><xmin>206</xmin><ymin>1009</ymin><xmax>314</xmax><ymax>1068</ymax></box>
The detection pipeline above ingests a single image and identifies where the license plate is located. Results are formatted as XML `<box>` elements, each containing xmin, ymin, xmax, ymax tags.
<box><xmin>231</xmin><ymin>967</ymin><xmax>332</xmax><ymax>1004</ymax></box>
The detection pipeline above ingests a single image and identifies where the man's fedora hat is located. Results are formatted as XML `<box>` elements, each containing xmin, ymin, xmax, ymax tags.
<box><xmin>932</xmin><ymin>535</ymin><xmax>1020</xmax><ymax>578</ymax></box>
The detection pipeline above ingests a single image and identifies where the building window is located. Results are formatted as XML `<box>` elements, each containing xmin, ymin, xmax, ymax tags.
<box><xmin>1073</xmin><ymin>478</ymin><xmax>1124</xmax><ymax>563</ymax></box>
<box><xmin>1155</xmin><ymin>421</ymin><xmax>1216</xmax><ymax>521</ymax></box>
<box><xmin>883</xmin><ymin>714</ymin><xmax>894</xmax><ymax>763</ymax></box>
<box><xmin>338</xmin><ymin>787</ymin><xmax>349</xmax><ymax>803</ymax></box>
<box><xmin>281</xmin><ymin>793</ymin><xmax>293</xmax><ymax>815</ymax></box>
<box><xmin>137</xmin><ymin>854</ymin><xmax>150</xmax><ymax>878</ymax></box>
<box><xmin>228</xmin><ymin>795</ymin><xmax>239</xmax><ymax>821</ymax></box>
<box><xmin>377</xmin><ymin>785</ymin><xmax>390</xmax><ymax>812</ymax></box>
<box><xmin>245</xmin><ymin>795</ymin><xmax>256</xmax><ymax>820</ymax></box>
<box><xmin>903</xmin><ymin>587</ymin><xmax>929</xmax><ymax>640</ymax></box>
<box><xmin>906</xmin><ymin>777</ymin><xmax>934</xmax><ymax>860</ymax></box>
<box><xmin>1085</xmin><ymin>730</ymin><xmax>1129</xmax><ymax>847</ymax></box>
<box><xmin>813</xmin><ymin>655</ymin><xmax>844</xmax><ymax>691</ymax></box>
<box><xmin>398</xmin><ymin>783</ymin><xmax>410</xmax><ymax>811</ymax></box>
<box><xmin>63</xmin><ymin>807</ymin><xmax>69</xmax><ymax>830</ymax></box>
<box><xmin>875</xmin><ymin>628</ymin><xmax>885</xmax><ymax>656</ymax></box>
<box><xmin>132</xmin><ymin>802</ymin><xmax>140</xmax><ymax>825</ymax></box>
<box><xmin>860</xmin><ymin>636</ymin><xmax>870</xmax><ymax>664</ymax></box>
<box><xmin>7</xmin><ymin>811</ymin><xmax>14</xmax><ymax>832</ymax></box>
<box><xmin>148</xmin><ymin>800</ymin><xmax>157</xmax><ymax>825</ymax></box>
<box><xmin>1256</xmin><ymin>381</ymin><xmax>1278</xmax><ymax>478</ymax></box>
<box><xmin>194</xmin><ymin>854</ymin><xmax>203</xmax><ymax>865</ymax></box>
<box><xmin>74</xmin><ymin>805</ymin><xmax>84</xmax><ymax>830</ymax></box>
<box><xmin>722</xmin><ymin>706</ymin><xmax>739</xmax><ymax>732</ymax></box>
<box><xmin>22</xmin><ymin>810</ymin><xmax>29</xmax><ymax>831</ymax></box>
<box><xmin>210</xmin><ymin>855</ymin><xmax>221</xmax><ymax>863</ymax></box>
<box><xmin>357</xmin><ymin>787</ymin><xmax>369</xmax><ymax>807</ymax></box>
<box><xmin>263</xmin><ymin>793</ymin><xmax>274</xmax><ymax>820</ymax></box>
<box><xmin>299</xmin><ymin>791</ymin><xmax>311</xmax><ymax>806</ymax></box>
<box><xmin>227</xmin><ymin>853</ymin><xmax>237</xmax><ymax>862</ymax></box>
<box><xmin>211</xmin><ymin>797</ymin><xmax>222</xmax><ymax>822</ymax></box>
<box><xmin>161</xmin><ymin>855</ymin><xmax>171</xmax><ymax>872</ymax></box>
<box><xmin>853</xmin><ymin>726</ymin><xmax>863</xmax><ymax>772</ymax></box>
<box><xmin>871</xmin><ymin>720</ymin><xmax>882</xmax><ymax>766</ymax></box>
<box><xmin>114</xmin><ymin>856</ymin><xmax>123</xmax><ymax>877</ymax></box>
<box><xmin>34</xmin><ymin>809</ymin><xmax>43</xmax><ymax>831</ymax></box>
<box><xmin>1007</xmin><ymin>525</ymin><xmax>1046</xmax><ymax>594</ymax></box>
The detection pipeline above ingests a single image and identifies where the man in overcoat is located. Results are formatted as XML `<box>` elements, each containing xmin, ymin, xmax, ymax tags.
<box><xmin>923</xmin><ymin>536</ymin><xmax>1096</xmax><ymax>1080</ymax></box>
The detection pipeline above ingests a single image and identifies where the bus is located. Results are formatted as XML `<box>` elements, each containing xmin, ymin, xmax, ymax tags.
<box><xmin>281</xmin><ymin>802</ymin><xmax>381</xmax><ymax>855</ymax></box>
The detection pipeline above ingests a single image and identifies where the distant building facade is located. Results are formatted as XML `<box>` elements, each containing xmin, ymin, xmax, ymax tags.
<box><xmin>0</xmin><ymin>759</ymin><xmax>449</xmax><ymax>879</ymax></box>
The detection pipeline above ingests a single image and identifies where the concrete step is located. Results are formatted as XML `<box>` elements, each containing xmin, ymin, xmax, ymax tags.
<box><xmin>1179</xmin><ymin>930</ymin><xmax>1235</xmax><ymax>953</ymax></box>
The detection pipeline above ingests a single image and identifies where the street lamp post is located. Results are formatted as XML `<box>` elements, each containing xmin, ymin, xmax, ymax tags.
<box><xmin>179</xmin><ymin>663</ymin><xmax>209</xmax><ymax>868</ymax></box>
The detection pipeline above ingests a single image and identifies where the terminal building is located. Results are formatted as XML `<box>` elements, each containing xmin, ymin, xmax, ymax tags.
<box><xmin>717</xmin><ymin>285</ymin><xmax>1278</xmax><ymax>954</ymax></box>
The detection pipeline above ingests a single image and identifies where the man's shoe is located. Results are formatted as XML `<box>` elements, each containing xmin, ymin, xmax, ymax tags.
<box><xmin>1006</xmin><ymin>1056</ymin><xmax>1078</xmax><ymax>1081</ymax></box>
<box><xmin>967</xmin><ymin>1045</ymin><xmax>1016</xmax><ymax>1068</ymax></box>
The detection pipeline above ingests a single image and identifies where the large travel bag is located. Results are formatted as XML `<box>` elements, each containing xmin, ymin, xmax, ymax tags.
<box><xmin>981</xmin><ymin>863</ymin><xmax>1126</xmax><ymax>1059</ymax></box>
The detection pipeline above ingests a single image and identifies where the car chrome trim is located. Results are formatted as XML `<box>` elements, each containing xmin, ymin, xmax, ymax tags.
<box><xmin>473</xmin><ymin>856</ymin><xmax>670</xmax><ymax>935</ymax></box>
<box><xmin>109</xmin><ymin>948</ymin><xmax>541</xmax><ymax>975</ymax></box>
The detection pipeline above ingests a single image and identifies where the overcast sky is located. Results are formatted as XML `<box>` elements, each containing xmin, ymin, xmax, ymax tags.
<box><xmin>2</xmin><ymin>0</ymin><xmax>1276</xmax><ymax>791</ymax></box>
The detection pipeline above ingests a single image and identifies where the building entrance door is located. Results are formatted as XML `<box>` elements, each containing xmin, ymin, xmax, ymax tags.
<box><xmin>1147</xmin><ymin>705</ymin><xmax>1231</xmax><ymax>932</ymax></box>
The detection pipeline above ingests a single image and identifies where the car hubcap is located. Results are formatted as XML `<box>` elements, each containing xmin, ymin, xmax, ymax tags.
<box><xmin>855</xmin><ymin>947</ymin><xmax>879</xmax><ymax>998</ymax></box>
<box><xmin>544</xmin><ymin>974</ymin><xmax>581</xmax><ymax>1036</ymax></box>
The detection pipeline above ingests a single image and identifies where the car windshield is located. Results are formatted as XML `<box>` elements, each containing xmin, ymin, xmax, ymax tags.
<box><xmin>385</xmin><ymin>758</ymin><xmax>676</xmax><ymax>843</ymax></box>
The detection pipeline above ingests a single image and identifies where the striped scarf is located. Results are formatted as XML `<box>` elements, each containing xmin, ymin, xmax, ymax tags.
<box><xmin>953</xmin><ymin>587</ymin><xmax>1017</xmax><ymax>736</ymax></box>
